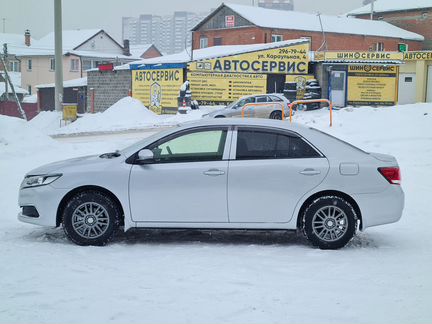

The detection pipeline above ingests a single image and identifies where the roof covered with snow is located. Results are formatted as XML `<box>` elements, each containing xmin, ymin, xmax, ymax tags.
<box><xmin>66</xmin><ymin>50</ymin><xmax>140</xmax><ymax>60</ymax></box>
<box><xmin>37</xmin><ymin>29</ymin><xmax>103</xmax><ymax>50</ymax></box>
<box><xmin>194</xmin><ymin>3</ymin><xmax>423</xmax><ymax>41</ymax></box>
<box><xmin>347</xmin><ymin>0</ymin><xmax>432</xmax><ymax>15</ymax></box>
<box><xmin>0</xmin><ymin>32</ymin><xmax>37</xmax><ymax>47</ymax></box>
<box><xmin>117</xmin><ymin>39</ymin><xmax>308</xmax><ymax>70</ymax></box>
<box><xmin>0</xmin><ymin>82</ymin><xmax>28</xmax><ymax>96</ymax></box>
<box><xmin>36</xmin><ymin>77</ymin><xmax>87</xmax><ymax>89</ymax></box>
<box><xmin>129</xmin><ymin>44</ymin><xmax>159</xmax><ymax>58</ymax></box>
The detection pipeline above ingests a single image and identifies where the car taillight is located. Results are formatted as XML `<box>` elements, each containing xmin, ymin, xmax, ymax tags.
<box><xmin>378</xmin><ymin>167</ymin><xmax>401</xmax><ymax>185</ymax></box>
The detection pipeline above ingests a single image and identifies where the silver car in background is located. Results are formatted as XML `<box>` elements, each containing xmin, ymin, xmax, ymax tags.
<box><xmin>18</xmin><ymin>118</ymin><xmax>404</xmax><ymax>249</ymax></box>
<box><xmin>206</xmin><ymin>94</ymin><xmax>290</xmax><ymax>119</ymax></box>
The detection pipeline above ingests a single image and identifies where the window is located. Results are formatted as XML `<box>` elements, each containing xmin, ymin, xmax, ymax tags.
<box><xmin>256</xmin><ymin>96</ymin><xmax>269</xmax><ymax>103</ymax></box>
<box><xmin>236</xmin><ymin>129</ymin><xmax>320</xmax><ymax>160</ymax></box>
<box><xmin>375</xmin><ymin>42</ymin><xmax>384</xmax><ymax>51</ymax></box>
<box><xmin>8</xmin><ymin>61</ymin><xmax>20</xmax><ymax>72</ymax></box>
<box><xmin>148</xmin><ymin>129</ymin><xmax>227</xmax><ymax>163</ymax></box>
<box><xmin>50</xmin><ymin>58</ymin><xmax>55</xmax><ymax>71</ymax></box>
<box><xmin>82</xmin><ymin>59</ymin><xmax>92</xmax><ymax>71</ymax></box>
<box><xmin>271</xmin><ymin>34</ymin><xmax>283</xmax><ymax>42</ymax></box>
<box><xmin>27</xmin><ymin>59</ymin><xmax>32</xmax><ymax>71</ymax></box>
<box><xmin>213</xmin><ymin>37</ymin><xmax>223</xmax><ymax>46</ymax></box>
<box><xmin>269</xmin><ymin>95</ymin><xmax>283</xmax><ymax>102</ymax></box>
<box><xmin>232</xmin><ymin>97</ymin><xmax>255</xmax><ymax>109</ymax></box>
<box><xmin>200</xmin><ymin>36</ymin><xmax>208</xmax><ymax>48</ymax></box>
<box><xmin>27</xmin><ymin>85</ymin><xmax>32</xmax><ymax>95</ymax></box>
<box><xmin>70</xmin><ymin>59</ymin><xmax>79</xmax><ymax>71</ymax></box>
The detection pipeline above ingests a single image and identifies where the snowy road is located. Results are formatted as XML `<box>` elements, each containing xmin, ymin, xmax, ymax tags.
<box><xmin>1</xmin><ymin>105</ymin><xmax>431</xmax><ymax>323</ymax></box>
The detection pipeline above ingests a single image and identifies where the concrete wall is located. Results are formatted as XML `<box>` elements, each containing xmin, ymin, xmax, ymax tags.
<box><xmin>87</xmin><ymin>69</ymin><xmax>131</xmax><ymax>112</ymax></box>
<box><xmin>193</xmin><ymin>26</ymin><xmax>423</xmax><ymax>51</ymax></box>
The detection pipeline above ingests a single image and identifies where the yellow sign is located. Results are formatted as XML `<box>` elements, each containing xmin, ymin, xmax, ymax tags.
<box><xmin>285</xmin><ymin>74</ymin><xmax>315</xmax><ymax>99</ymax></box>
<box><xmin>318</xmin><ymin>52</ymin><xmax>403</xmax><ymax>61</ymax></box>
<box><xmin>188</xmin><ymin>72</ymin><xmax>267</xmax><ymax>103</ymax></box>
<box><xmin>403</xmin><ymin>51</ymin><xmax>432</xmax><ymax>61</ymax></box>
<box><xmin>189</xmin><ymin>42</ymin><xmax>310</xmax><ymax>74</ymax></box>
<box><xmin>347</xmin><ymin>65</ymin><xmax>398</xmax><ymax>106</ymax></box>
<box><xmin>62</xmin><ymin>104</ymin><xmax>77</xmax><ymax>121</ymax></box>
<box><xmin>132</xmin><ymin>68</ymin><xmax>184</xmax><ymax>114</ymax></box>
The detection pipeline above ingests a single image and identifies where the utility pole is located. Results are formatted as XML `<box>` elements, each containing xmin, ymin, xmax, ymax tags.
<box><xmin>2</xmin><ymin>18</ymin><xmax>5</xmax><ymax>33</ymax></box>
<box><xmin>3</xmin><ymin>43</ymin><xmax>8</xmax><ymax>100</ymax></box>
<box><xmin>370</xmin><ymin>0</ymin><xmax>375</xmax><ymax>20</ymax></box>
<box><xmin>54</xmin><ymin>0</ymin><xmax>63</xmax><ymax>112</ymax></box>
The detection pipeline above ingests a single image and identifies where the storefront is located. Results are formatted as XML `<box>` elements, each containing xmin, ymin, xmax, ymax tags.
<box><xmin>313</xmin><ymin>51</ymin><xmax>403</xmax><ymax>107</ymax></box>
<box><xmin>400</xmin><ymin>51</ymin><xmax>432</xmax><ymax>103</ymax></box>
<box><xmin>130</xmin><ymin>63</ymin><xmax>186</xmax><ymax>114</ymax></box>
<box><xmin>187</xmin><ymin>40</ymin><xmax>310</xmax><ymax>105</ymax></box>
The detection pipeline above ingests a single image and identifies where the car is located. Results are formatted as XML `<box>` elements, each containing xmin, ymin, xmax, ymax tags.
<box><xmin>18</xmin><ymin>118</ymin><xmax>404</xmax><ymax>249</ymax></box>
<box><xmin>206</xmin><ymin>94</ymin><xmax>291</xmax><ymax>120</ymax></box>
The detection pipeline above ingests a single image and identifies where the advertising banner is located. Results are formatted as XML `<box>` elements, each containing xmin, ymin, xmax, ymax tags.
<box><xmin>189</xmin><ymin>42</ymin><xmax>309</xmax><ymax>75</ymax></box>
<box><xmin>131</xmin><ymin>68</ymin><xmax>184</xmax><ymax>114</ymax></box>
<box><xmin>403</xmin><ymin>51</ymin><xmax>432</xmax><ymax>61</ymax></box>
<box><xmin>188</xmin><ymin>72</ymin><xmax>267</xmax><ymax>104</ymax></box>
<box><xmin>347</xmin><ymin>65</ymin><xmax>398</xmax><ymax>106</ymax></box>
<box><xmin>318</xmin><ymin>51</ymin><xmax>403</xmax><ymax>61</ymax></box>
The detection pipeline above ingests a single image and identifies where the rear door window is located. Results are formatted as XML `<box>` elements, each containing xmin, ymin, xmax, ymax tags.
<box><xmin>236</xmin><ymin>128</ymin><xmax>321</xmax><ymax>160</ymax></box>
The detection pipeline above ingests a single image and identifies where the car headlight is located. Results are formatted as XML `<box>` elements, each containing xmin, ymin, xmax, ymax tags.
<box><xmin>21</xmin><ymin>174</ymin><xmax>62</xmax><ymax>189</ymax></box>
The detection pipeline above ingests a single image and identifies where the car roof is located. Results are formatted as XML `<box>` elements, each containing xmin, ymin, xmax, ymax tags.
<box><xmin>178</xmin><ymin>117</ymin><xmax>309</xmax><ymax>133</ymax></box>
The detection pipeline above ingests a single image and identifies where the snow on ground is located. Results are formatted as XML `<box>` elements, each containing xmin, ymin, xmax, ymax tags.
<box><xmin>0</xmin><ymin>104</ymin><xmax>431</xmax><ymax>323</ymax></box>
<box><xmin>38</xmin><ymin>97</ymin><xmax>224</xmax><ymax>136</ymax></box>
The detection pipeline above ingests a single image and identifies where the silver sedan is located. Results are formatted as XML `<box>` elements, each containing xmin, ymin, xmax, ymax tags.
<box><xmin>206</xmin><ymin>94</ymin><xmax>291</xmax><ymax>119</ymax></box>
<box><xmin>18</xmin><ymin>118</ymin><xmax>404</xmax><ymax>249</ymax></box>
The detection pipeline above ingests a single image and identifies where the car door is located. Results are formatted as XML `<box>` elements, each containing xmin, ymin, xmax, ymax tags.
<box><xmin>255</xmin><ymin>95</ymin><xmax>272</xmax><ymax>118</ymax></box>
<box><xmin>129</xmin><ymin>127</ymin><xmax>231</xmax><ymax>223</ymax></box>
<box><xmin>228</xmin><ymin>127</ymin><xmax>329</xmax><ymax>223</ymax></box>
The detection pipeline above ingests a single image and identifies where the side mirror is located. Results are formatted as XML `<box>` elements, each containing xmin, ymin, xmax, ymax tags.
<box><xmin>136</xmin><ymin>149</ymin><xmax>154</xmax><ymax>164</ymax></box>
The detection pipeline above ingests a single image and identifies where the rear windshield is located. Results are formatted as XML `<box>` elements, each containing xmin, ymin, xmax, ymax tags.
<box><xmin>310</xmin><ymin>128</ymin><xmax>367</xmax><ymax>154</ymax></box>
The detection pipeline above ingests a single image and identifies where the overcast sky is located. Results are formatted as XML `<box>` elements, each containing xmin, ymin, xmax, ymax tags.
<box><xmin>2</xmin><ymin>0</ymin><xmax>364</xmax><ymax>41</ymax></box>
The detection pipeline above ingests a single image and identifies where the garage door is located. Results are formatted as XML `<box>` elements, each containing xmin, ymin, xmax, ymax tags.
<box><xmin>427</xmin><ymin>66</ymin><xmax>432</xmax><ymax>102</ymax></box>
<box><xmin>398</xmin><ymin>73</ymin><xmax>416</xmax><ymax>104</ymax></box>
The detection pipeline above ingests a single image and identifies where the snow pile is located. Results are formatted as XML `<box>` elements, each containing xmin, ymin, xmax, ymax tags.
<box><xmin>49</xmin><ymin>97</ymin><xmax>221</xmax><ymax>135</ymax></box>
<box><xmin>0</xmin><ymin>115</ymin><xmax>57</xmax><ymax>153</ymax></box>
<box><xmin>28</xmin><ymin>110</ymin><xmax>63</xmax><ymax>134</ymax></box>
<box><xmin>53</xmin><ymin>97</ymin><xmax>160</xmax><ymax>135</ymax></box>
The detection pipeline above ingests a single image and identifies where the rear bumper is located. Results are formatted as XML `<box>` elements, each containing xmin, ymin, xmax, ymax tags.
<box><xmin>353</xmin><ymin>185</ymin><xmax>405</xmax><ymax>230</ymax></box>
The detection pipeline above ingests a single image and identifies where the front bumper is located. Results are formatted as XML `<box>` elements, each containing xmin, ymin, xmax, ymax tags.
<box><xmin>17</xmin><ymin>184</ymin><xmax>69</xmax><ymax>227</ymax></box>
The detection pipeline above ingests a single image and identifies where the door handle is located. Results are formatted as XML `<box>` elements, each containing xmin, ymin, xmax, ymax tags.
<box><xmin>300</xmin><ymin>168</ymin><xmax>321</xmax><ymax>176</ymax></box>
<box><xmin>203</xmin><ymin>169</ymin><xmax>225</xmax><ymax>176</ymax></box>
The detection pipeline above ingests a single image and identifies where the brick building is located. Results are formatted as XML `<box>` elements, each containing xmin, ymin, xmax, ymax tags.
<box><xmin>347</xmin><ymin>0</ymin><xmax>432</xmax><ymax>49</ymax></box>
<box><xmin>191</xmin><ymin>3</ymin><xmax>424</xmax><ymax>51</ymax></box>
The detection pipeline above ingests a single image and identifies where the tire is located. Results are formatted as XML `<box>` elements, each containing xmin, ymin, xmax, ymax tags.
<box><xmin>269</xmin><ymin>111</ymin><xmax>282</xmax><ymax>120</ymax></box>
<box><xmin>214</xmin><ymin>115</ymin><xmax>226</xmax><ymax>118</ymax></box>
<box><xmin>303</xmin><ymin>196</ymin><xmax>357</xmax><ymax>249</ymax></box>
<box><xmin>62</xmin><ymin>190</ymin><xmax>121</xmax><ymax>246</ymax></box>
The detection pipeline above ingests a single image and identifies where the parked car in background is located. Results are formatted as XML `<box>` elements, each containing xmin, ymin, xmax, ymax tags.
<box><xmin>205</xmin><ymin>94</ymin><xmax>291</xmax><ymax>119</ymax></box>
<box><xmin>18</xmin><ymin>118</ymin><xmax>404</xmax><ymax>249</ymax></box>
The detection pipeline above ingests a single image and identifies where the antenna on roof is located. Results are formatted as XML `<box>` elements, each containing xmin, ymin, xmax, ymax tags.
<box><xmin>316</xmin><ymin>12</ymin><xmax>327</xmax><ymax>52</ymax></box>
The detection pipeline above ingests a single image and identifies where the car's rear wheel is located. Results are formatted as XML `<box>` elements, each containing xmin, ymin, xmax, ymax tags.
<box><xmin>62</xmin><ymin>190</ymin><xmax>120</xmax><ymax>246</ymax></box>
<box><xmin>303</xmin><ymin>196</ymin><xmax>357</xmax><ymax>249</ymax></box>
<box><xmin>269</xmin><ymin>111</ymin><xmax>282</xmax><ymax>120</ymax></box>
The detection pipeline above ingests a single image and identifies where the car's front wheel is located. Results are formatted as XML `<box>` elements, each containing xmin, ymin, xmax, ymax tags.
<box><xmin>62</xmin><ymin>190</ymin><xmax>121</xmax><ymax>246</ymax></box>
<box><xmin>303</xmin><ymin>196</ymin><xmax>357</xmax><ymax>249</ymax></box>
